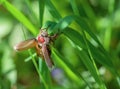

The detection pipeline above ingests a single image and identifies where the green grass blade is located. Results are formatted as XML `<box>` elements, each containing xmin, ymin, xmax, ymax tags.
<box><xmin>76</xmin><ymin>49</ymin><xmax>106</xmax><ymax>88</ymax></box>
<box><xmin>24</xmin><ymin>0</ymin><xmax>39</xmax><ymax>27</ymax></box>
<box><xmin>63</xmin><ymin>28</ymin><xmax>116</xmax><ymax>74</ymax></box>
<box><xmin>27</xmin><ymin>50</ymin><xmax>48</xmax><ymax>89</ymax></box>
<box><xmin>49</xmin><ymin>16</ymin><xmax>74</xmax><ymax>33</ymax></box>
<box><xmin>69</xmin><ymin>0</ymin><xmax>79</xmax><ymax>16</ymax></box>
<box><xmin>52</xmin><ymin>47</ymin><xmax>84</xmax><ymax>86</ymax></box>
<box><xmin>82</xmin><ymin>30</ymin><xmax>107</xmax><ymax>88</ymax></box>
<box><xmin>63</xmin><ymin>29</ymin><xmax>103</xmax><ymax>86</ymax></box>
<box><xmin>45</xmin><ymin>0</ymin><xmax>61</xmax><ymax>21</ymax></box>
<box><xmin>38</xmin><ymin>0</ymin><xmax>45</xmax><ymax>27</ymax></box>
<box><xmin>38</xmin><ymin>58</ymin><xmax>52</xmax><ymax>89</ymax></box>
<box><xmin>2</xmin><ymin>1</ymin><xmax>37</xmax><ymax>35</ymax></box>
<box><xmin>89</xmin><ymin>43</ymin><xmax>115</xmax><ymax>73</ymax></box>
<box><xmin>79</xmin><ymin>0</ymin><xmax>96</xmax><ymax>21</ymax></box>
<box><xmin>24</xmin><ymin>53</ymin><xmax>36</xmax><ymax>62</ymax></box>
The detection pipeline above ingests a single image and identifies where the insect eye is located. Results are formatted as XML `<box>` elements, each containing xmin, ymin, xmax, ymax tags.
<box><xmin>38</xmin><ymin>36</ymin><xmax>45</xmax><ymax>43</ymax></box>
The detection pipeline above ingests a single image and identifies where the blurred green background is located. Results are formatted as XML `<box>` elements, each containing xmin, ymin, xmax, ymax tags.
<box><xmin>0</xmin><ymin>0</ymin><xmax>120</xmax><ymax>89</ymax></box>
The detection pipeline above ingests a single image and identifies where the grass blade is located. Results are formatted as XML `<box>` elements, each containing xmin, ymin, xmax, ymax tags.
<box><xmin>69</xmin><ymin>0</ymin><xmax>79</xmax><ymax>16</ymax></box>
<box><xmin>2</xmin><ymin>1</ymin><xmax>37</xmax><ymax>35</ymax></box>
<box><xmin>38</xmin><ymin>0</ymin><xmax>45</xmax><ymax>27</ymax></box>
<box><xmin>52</xmin><ymin>47</ymin><xmax>84</xmax><ymax>87</ymax></box>
<box><xmin>45</xmin><ymin>0</ymin><xmax>61</xmax><ymax>21</ymax></box>
<box><xmin>63</xmin><ymin>29</ymin><xmax>104</xmax><ymax>87</ymax></box>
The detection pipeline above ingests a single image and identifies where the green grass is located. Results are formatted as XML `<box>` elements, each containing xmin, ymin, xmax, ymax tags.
<box><xmin>0</xmin><ymin>0</ymin><xmax>120</xmax><ymax>89</ymax></box>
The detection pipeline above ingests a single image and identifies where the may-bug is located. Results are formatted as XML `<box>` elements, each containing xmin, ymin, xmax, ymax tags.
<box><xmin>14</xmin><ymin>28</ymin><xmax>58</xmax><ymax>69</ymax></box>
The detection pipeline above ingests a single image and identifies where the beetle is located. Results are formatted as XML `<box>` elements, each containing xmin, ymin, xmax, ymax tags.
<box><xmin>14</xmin><ymin>28</ymin><xmax>58</xmax><ymax>69</ymax></box>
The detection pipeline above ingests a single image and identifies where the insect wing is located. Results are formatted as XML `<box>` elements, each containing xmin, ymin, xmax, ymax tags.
<box><xmin>14</xmin><ymin>39</ymin><xmax>37</xmax><ymax>51</ymax></box>
<box><xmin>42</xmin><ymin>45</ymin><xmax>53</xmax><ymax>68</ymax></box>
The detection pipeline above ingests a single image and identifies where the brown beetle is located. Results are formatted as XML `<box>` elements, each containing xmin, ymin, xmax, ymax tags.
<box><xmin>14</xmin><ymin>29</ymin><xmax>58</xmax><ymax>69</ymax></box>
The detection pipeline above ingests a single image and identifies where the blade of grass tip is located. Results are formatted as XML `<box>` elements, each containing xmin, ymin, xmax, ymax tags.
<box><xmin>69</xmin><ymin>0</ymin><xmax>79</xmax><ymax>16</ymax></box>
<box><xmin>45</xmin><ymin>0</ymin><xmax>61</xmax><ymax>21</ymax></box>
<box><xmin>38</xmin><ymin>0</ymin><xmax>45</xmax><ymax>27</ymax></box>
<box><xmin>2</xmin><ymin>1</ymin><xmax>37</xmax><ymax>35</ymax></box>
<box><xmin>81</xmin><ymin>30</ymin><xmax>107</xmax><ymax>89</ymax></box>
